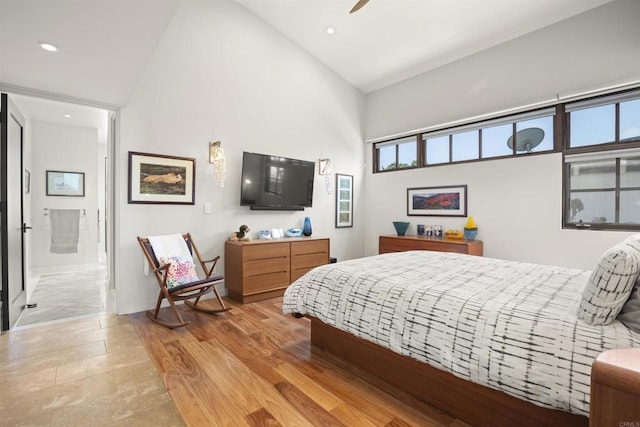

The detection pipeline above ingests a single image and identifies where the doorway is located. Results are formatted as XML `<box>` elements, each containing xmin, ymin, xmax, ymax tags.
<box><xmin>0</xmin><ymin>91</ymin><xmax>116</xmax><ymax>331</ymax></box>
<box><xmin>0</xmin><ymin>93</ymin><xmax>27</xmax><ymax>330</ymax></box>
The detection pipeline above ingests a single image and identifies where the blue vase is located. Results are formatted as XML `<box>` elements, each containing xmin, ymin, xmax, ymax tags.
<box><xmin>302</xmin><ymin>217</ymin><xmax>312</xmax><ymax>236</ymax></box>
<box><xmin>464</xmin><ymin>228</ymin><xmax>477</xmax><ymax>241</ymax></box>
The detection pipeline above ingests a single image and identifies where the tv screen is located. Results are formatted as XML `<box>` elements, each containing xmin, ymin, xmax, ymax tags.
<box><xmin>240</xmin><ymin>152</ymin><xmax>315</xmax><ymax>210</ymax></box>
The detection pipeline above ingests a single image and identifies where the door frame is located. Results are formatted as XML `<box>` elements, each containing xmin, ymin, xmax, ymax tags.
<box><xmin>0</xmin><ymin>85</ymin><xmax>119</xmax><ymax>329</ymax></box>
<box><xmin>1</xmin><ymin>92</ymin><xmax>27</xmax><ymax>331</ymax></box>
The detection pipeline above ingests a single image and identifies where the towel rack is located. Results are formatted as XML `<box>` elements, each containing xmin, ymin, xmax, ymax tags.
<box><xmin>43</xmin><ymin>208</ymin><xmax>87</xmax><ymax>216</ymax></box>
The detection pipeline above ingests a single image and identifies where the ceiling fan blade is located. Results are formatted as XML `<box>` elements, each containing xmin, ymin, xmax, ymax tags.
<box><xmin>350</xmin><ymin>0</ymin><xmax>370</xmax><ymax>13</ymax></box>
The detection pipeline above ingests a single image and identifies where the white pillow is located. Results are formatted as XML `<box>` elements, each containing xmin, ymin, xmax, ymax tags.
<box><xmin>578</xmin><ymin>238</ymin><xmax>640</xmax><ymax>325</ymax></box>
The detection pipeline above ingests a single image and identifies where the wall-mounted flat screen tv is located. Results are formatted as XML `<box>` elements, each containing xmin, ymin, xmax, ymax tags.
<box><xmin>240</xmin><ymin>151</ymin><xmax>315</xmax><ymax>210</ymax></box>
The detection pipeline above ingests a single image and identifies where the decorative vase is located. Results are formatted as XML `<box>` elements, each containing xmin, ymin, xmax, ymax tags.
<box><xmin>392</xmin><ymin>221</ymin><xmax>410</xmax><ymax>236</ymax></box>
<box><xmin>302</xmin><ymin>217</ymin><xmax>312</xmax><ymax>236</ymax></box>
<box><xmin>464</xmin><ymin>227</ymin><xmax>477</xmax><ymax>241</ymax></box>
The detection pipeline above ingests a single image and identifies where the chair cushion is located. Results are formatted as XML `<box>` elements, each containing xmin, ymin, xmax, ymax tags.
<box><xmin>168</xmin><ymin>275</ymin><xmax>224</xmax><ymax>293</ymax></box>
<box><xmin>159</xmin><ymin>255</ymin><xmax>199</xmax><ymax>289</ymax></box>
<box><xmin>578</xmin><ymin>238</ymin><xmax>640</xmax><ymax>325</ymax></box>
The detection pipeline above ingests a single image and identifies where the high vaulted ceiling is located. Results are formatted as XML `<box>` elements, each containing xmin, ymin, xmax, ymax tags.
<box><xmin>235</xmin><ymin>0</ymin><xmax>613</xmax><ymax>94</ymax></box>
<box><xmin>0</xmin><ymin>0</ymin><xmax>613</xmax><ymax>127</ymax></box>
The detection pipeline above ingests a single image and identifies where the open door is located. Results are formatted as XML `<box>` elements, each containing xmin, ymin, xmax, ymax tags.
<box><xmin>1</xmin><ymin>93</ymin><xmax>27</xmax><ymax>331</ymax></box>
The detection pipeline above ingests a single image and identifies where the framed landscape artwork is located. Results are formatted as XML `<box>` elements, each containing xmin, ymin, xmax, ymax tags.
<box><xmin>407</xmin><ymin>185</ymin><xmax>467</xmax><ymax>217</ymax></box>
<box><xmin>128</xmin><ymin>151</ymin><xmax>195</xmax><ymax>204</ymax></box>
<box><xmin>46</xmin><ymin>170</ymin><xmax>85</xmax><ymax>197</ymax></box>
<box><xmin>335</xmin><ymin>173</ymin><xmax>353</xmax><ymax>228</ymax></box>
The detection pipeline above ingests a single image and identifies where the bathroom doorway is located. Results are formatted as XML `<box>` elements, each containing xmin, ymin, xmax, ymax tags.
<box><xmin>6</xmin><ymin>93</ymin><xmax>116</xmax><ymax>329</ymax></box>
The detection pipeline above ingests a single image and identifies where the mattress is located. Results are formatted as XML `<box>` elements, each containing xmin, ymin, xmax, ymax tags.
<box><xmin>282</xmin><ymin>250</ymin><xmax>640</xmax><ymax>416</ymax></box>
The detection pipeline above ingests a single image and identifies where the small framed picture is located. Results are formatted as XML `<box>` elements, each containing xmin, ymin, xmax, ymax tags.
<box><xmin>335</xmin><ymin>173</ymin><xmax>353</xmax><ymax>228</ymax></box>
<box><xmin>128</xmin><ymin>151</ymin><xmax>195</xmax><ymax>205</ymax></box>
<box><xmin>46</xmin><ymin>170</ymin><xmax>85</xmax><ymax>197</ymax></box>
<box><xmin>407</xmin><ymin>185</ymin><xmax>467</xmax><ymax>217</ymax></box>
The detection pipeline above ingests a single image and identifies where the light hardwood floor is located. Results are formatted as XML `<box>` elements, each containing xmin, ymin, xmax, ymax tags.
<box><xmin>130</xmin><ymin>297</ymin><xmax>469</xmax><ymax>427</ymax></box>
<box><xmin>1</xmin><ymin>297</ymin><xmax>470</xmax><ymax>426</ymax></box>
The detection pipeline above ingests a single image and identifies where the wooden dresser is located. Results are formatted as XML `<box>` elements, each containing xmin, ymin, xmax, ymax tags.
<box><xmin>225</xmin><ymin>237</ymin><xmax>329</xmax><ymax>303</ymax></box>
<box><xmin>379</xmin><ymin>235</ymin><xmax>483</xmax><ymax>256</ymax></box>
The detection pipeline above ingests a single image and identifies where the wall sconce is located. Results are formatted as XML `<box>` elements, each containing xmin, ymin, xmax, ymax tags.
<box><xmin>318</xmin><ymin>158</ymin><xmax>333</xmax><ymax>195</ymax></box>
<box><xmin>209</xmin><ymin>141</ymin><xmax>226</xmax><ymax>187</ymax></box>
<box><xmin>318</xmin><ymin>158</ymin><xmax>331</xmax><ymax>175</ymax></box>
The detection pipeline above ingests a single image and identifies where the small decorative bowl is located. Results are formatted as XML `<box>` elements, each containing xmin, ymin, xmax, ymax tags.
<box><xmin>392</xmin><ymin>221</ymin><xmax>410</xmax><ymax>236</ymax></box>
<box><xmin>464</xmin><ymin>227</ymin><xmax>478</xmax><ymax>241</ymax></box>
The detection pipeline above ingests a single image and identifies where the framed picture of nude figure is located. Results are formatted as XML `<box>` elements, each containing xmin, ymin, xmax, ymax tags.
<box><xmin>127</xmin><ymin>151</ymin><xmax>195</xmax><ymax>204</ymax></box>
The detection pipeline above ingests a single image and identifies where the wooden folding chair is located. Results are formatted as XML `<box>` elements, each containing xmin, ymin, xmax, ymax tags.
<box><xmin>137</xmin><ymin>233</ymin><xmax>231</xmax><ymax>328</ymax></box>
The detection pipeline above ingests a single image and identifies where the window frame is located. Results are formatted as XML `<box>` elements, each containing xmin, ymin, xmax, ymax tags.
<box><xmin>562</xmin><ymin>92</ymin><xmax>640</xmax><ymax>231</ymax></box>
<box><xmin>371</xmin><ymin>87</ymin><xmax>640</xmax><ymax>231</ymax></box>
<box><xmin>373</xmin><ymin>135</ymin><xmax>421</xmax><ymax>173</ymax></box>
<box><xmin>373</xmin><ymin>106</ymin><xmax>562</xmax><ymax>173</ymax></box>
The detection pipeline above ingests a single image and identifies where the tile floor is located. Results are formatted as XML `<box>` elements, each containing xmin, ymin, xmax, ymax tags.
<box><xmin>18</xmin><ymin>268</ymin><xmax>106</xmax><ymax>327</ymax></box>
<box><xmin>0</xmin><ymin>313</ymin><xmax>184</xmax><ymax>426</ymax></box>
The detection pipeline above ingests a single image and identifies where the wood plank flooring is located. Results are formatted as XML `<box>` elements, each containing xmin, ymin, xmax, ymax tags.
<box><xmin>130</xmin><ymin>297</ymin><xmax>470</xmax><ymax>427</ymax></box>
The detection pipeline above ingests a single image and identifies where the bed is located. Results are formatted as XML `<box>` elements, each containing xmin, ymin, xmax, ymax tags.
<box><xmin>282</xmin><ymin>249</ymin><xmax>640</xmax><ymax>426</ymax></box>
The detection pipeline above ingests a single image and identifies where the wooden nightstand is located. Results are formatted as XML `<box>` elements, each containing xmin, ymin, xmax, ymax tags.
<box><xmin>379</xmin><ymin>235</ymin><xmax>483</xmax><ymax>256</ymax></box>
<box><xmin>590</xmin><ymin>348</ymin><xmax>640</xmax><ymax>426</ymax></box>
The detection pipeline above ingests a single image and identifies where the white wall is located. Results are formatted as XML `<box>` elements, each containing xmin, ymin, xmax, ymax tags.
<box><xmin>117</xmin><ymin>0</ymin><xmax>365</xmax><ymax>314</ymax></box>
<box><xmin>362</xmin><ymin>0</ymin><xmax>640</xmax><ymax>270</ymax></box>
<box><xmin>31</xmin><ymin>120</ymin><xmax>99</xmax><ymax>272</ymax></box>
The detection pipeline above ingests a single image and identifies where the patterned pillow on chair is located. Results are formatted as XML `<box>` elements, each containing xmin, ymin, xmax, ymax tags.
<box><xmin>159</xmin><ymin>256</ymin><xmax>199</xmax><ymax>289</ymax></box>
<box><xmin>579</xmin><ymin>238</ymin><xmax>640</xmax><ymax>325</ymax></box>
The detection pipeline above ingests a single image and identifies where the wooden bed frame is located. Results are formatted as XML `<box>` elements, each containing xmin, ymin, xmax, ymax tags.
<box><xmin>309</xmin><ymin>317</ymin><xmax>588</xmax><ymax>427</ymax></box>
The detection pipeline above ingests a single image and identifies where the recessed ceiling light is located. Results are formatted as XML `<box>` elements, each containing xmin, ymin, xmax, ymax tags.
<box><xmin>64</xmin><ymin>114</ymin><xmax>71</xmax><ymax>118</ymax></box>
<box><xmin>326</xmin><ymin>27</ymin><xmax>335</xmax><ymax>35</ymax></box>
<box><xmin>38</xmin><ymin>42</ymin><xmax>58</xmax><ymax>52</ymax></box>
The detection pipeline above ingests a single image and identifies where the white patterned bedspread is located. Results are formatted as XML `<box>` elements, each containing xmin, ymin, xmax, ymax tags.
<box><xmin>282</xmin><ymin>251</ymin><xmax>640</xmax><ymax>416</ymax></box>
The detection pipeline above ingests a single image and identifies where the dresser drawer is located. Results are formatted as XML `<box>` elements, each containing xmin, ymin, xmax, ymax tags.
<box><xmin>291</xmin><ymin>267</ymin><xmax>317</xmax><ymax>283</ymax></box>
<box><xmin>242</xmin><ymin>243</ymin><xmax>289</xmax><ymax>261</ymax></box>
<box><xmin>291</xmin><ymin>252</ymin><xmax>328</xmax><ymax>270</ymax></box>
<box><xmin>243</xmin><ymin>271</ymin><xmax>290</xmax><ymax>294</ymax></box>
<box><xmin>379</xmin><ymin>236</ymin><xmax>419</xmax><ymax>253</ymax></box>
<box><xmin>417</xmin><ymin>240</ymin><xmax>467</xmax><ymax>254</ymax></box>
<box><xmin>243</xmin><ymin>257</ymin><xmax>289</xmax><ymax>278</ymax></box>
<box><xmin>291</xmin><ymin>239</ymin><xmax>329</xmax><ymax>256</ymax></box>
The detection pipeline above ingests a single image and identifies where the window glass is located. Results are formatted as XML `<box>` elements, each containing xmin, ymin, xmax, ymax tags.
<box><xmin>620</xmin><ymin>98</ymin><xmax>640</xmax><ymax>141</ymax></box>
<box><xmin>621</xmin><ymin>158</ymin><xmax>640</xmax><ymax>188</ymax></box>
<box><xmin>620</xmin><ymin>190</ymin><xmax>640</xmax><ymax>224</ymax></box>
<box><xmin>515</xmin><ymin>116</ymin><xmax>554</xmax><ymax>153</ymax></box>
<box><xmin>567</xmin><ymin>191</ymin><xmax>615</xmax><ymax>224</ymax></box>
<box><xmin>482</xmin><ymin>124</ymin><xmax>513</xmax><ymax>158</ymax></box>
<box><xmin>569</xmin><ymin>160</ymin><xmax>616</xmax><ymax>190</ymax></box>
<box><xmin>570</xmin><ymin>104</ymin><xmax>616</xmax><ymax>147</ymax></box>
<box><xmin>452</xmin><ymin>130</ymin><xmax>479</xmax><ymax>162</ymax></box>
<box><xmin>425</xmin><ymin>135</ymin><xmax>449</xmax><ymax>164</ymax></box>
<box><xmin>378</xmin><ymin>145</ymin><xmax>395</xmax><ymax>171</ymax></box>
<box><xmin>398</xmin><ymin>140</ymin><xmax>417</xmax><ymax>168</ymax></box>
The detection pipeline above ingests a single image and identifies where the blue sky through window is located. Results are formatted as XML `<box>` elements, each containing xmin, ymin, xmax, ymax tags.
<box><xmin>570</xmin><ymin>105</ymin><xmax>615</xmax><ymax>147</ymax></box>
<box><xmin>621</xmin><ymin>99</ymin><xmax>640</xmax><ymax>140</ymax></box>
<box><xmin>426</xmin><ymin>135</ymin><xmax>449</xmax><ymax>164</ymax></box>
<box><xmin>482</xmin><ymin>124</ymin><xmax>512</xmax><ymax>158</ymax></box>
<box><xmin>452</xmin><ymin>130</ymin><xmax>478</xmax><ymax>161</ymax></box>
